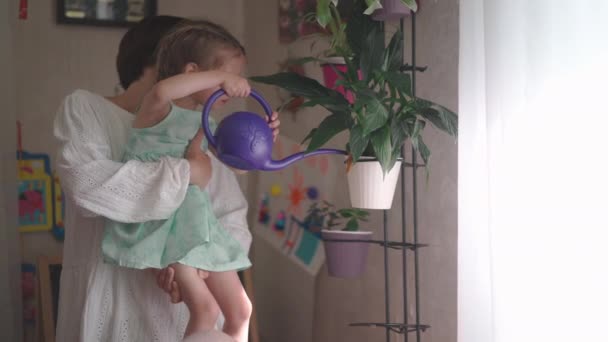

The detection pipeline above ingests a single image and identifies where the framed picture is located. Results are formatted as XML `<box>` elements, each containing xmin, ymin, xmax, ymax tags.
<box><xmin>56</xmin><ymin>0</ymin><xmax>157</xmax><ymax>27</ymax></box>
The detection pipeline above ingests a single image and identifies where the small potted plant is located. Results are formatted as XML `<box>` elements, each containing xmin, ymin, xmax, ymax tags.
<box><xmin>305</xmin><ymin>201</ymin><xmax>371</xmax><ymax>278</ymax></box>
<box><xmin>252</xmin><ymin>0</ymin><xmax>457</xmax><ymax>210</ymax></box>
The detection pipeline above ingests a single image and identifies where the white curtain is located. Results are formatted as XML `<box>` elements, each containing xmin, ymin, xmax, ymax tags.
<box><xmin>459</xmin><ymin>1</ymin><xmax>608</xmax><ymax>341</ymax></box>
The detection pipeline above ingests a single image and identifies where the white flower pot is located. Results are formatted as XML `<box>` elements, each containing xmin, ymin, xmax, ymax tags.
<box><xmin>347</xmin><ymin>159</ymin><xmax>402</xmax><ymax>210</ymax></box>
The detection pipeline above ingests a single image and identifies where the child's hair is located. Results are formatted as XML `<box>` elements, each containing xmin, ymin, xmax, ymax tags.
<box><xmin>156</xmin><ymin>20</ymin><xmax>246</xmax><ymax>81</ymax></box>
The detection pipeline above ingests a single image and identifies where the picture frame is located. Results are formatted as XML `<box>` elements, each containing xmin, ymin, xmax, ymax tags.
<box><xmin>56</xmin><ymin>0</ymin><xmax>157</xmax><ymax>27</ymax></box>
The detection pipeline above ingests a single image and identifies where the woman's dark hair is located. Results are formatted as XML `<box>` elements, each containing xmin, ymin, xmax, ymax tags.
<box><xmin>116</xmin><ymin>15</ymin><xmax>184</xmax><ymax>89</ymax></box>
<box><xmin>156</xmin><ymin>20</ymin><xmax>246</xmax><ymax>81</ymax></box>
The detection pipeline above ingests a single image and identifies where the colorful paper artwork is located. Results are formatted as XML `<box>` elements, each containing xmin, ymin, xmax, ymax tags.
<box><xmin>18</xmin><ymin>152</ymin><xmax>53</xmax><ymax>233</ymax></box>
<box><xmin>253</xmin><ymin>135</ymin><xmax>339</xmax><ymax>275</ymax></box>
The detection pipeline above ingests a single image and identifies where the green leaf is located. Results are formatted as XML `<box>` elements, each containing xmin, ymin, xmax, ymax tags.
<box><xmin>411</xmin><ymin>133</ymin><xmax>431</xmax><ymax>166</ymax></box>
<box><xmin>302</xmin><ymin>128</ymin><xmax>317</xmax><ymax>144</ymax></box>
<box><xmin>411</xmin><ymin>119</ymin><xmax>426</xmax><ymax>139</ymax></box>
<box><xmin>364</xmin><ymin>0</ymin><xmax>383</xmax><ymax>14</ymax></box>
<box><xmin>316</xmin><ymin>0</ymin><xmax>332</xmax><ymax>27</ymax></box>
<box><xmin>384</xmin><ymin>30</ymin><xmax>404</xmax><ymax>72</ymax></box>
<box><xmin>360</xmin><ymin>26</ymin><xmax>385</xmax><ymax>81</ymax></box>
<box><xmin>390</xmin><ymin>117</ymin><xmax>408</xmax><ymax>148</ymax></box>
<box><xmin>344</xmin><ymin>218</ymin><xmax>359</xmax><ymax>231</ymax></box>
<box><xmin>349</xmin><ymin>124</ymin><xmax>370</xmax><ymax>162</ymax></box>
<box><xmin>345</xmin><ymin>2</ymin><xmax>380</xmax><ymax>66</ymax></box>
<box><xmin>415</xmin><ymin>98</ymin><xmax>458</xmax><ymax>136</ymax></box>
<box><xmin>250</xmin><ymin>72</ymin><xmax>327</xmax><ymax>97</ymax></box>
<box><xmin>385</xmin><ymin>72</ymin><xmax>412</xmax><ymax>98</ymax></box>
<box><xmin>300</xmin><ymin>95</ymin><xmax>350</xmax><ymax>112</ymax></box>
<box><xmin>370</xmin><ymin>126</ymin><xmax>392</xmax><ymax>175</ymax></box>
<box><xmin>358</xmin><ymin>93</ymin><xmax>389</xmax><ymax>135</ymax></box>
<box><xmin>305</xmin><ymin>111</ymin><xmax>353</xmax><ymax>152</ymax></box>
<box><xmin>400</xmin><ymin>0</ymin><xmax>418</xmax><ymax>12</ymax></box>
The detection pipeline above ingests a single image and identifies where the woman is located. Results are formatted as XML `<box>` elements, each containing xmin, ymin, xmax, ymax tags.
<box><xmin>53</xmin><ymin>16</ymin><xmax>278</xmax><ymax>341</ymax></box>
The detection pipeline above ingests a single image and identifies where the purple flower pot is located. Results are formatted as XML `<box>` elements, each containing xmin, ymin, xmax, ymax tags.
<box><xmin>372</xmin><ymin>0</ymin><xmax>415</xmax><ymax>21</ymax></box>
<box><xmin>322</xmin><ymin>230</ymin><xmax>372</xmax><ymax>278</ymax></box>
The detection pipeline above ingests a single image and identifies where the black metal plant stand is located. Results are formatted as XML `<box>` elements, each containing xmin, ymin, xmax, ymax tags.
<box><xmin>327</xmin><ymin>14</ymin><xmax>430</xmax><ymax>342</ymax></box>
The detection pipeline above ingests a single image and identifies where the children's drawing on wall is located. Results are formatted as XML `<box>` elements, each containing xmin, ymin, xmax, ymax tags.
<box><xmin>253</xmin><ymin>135</ymin><xmax>339</xmax><ymax>275</ymax></box>
<box><xmin>16</xmin><ymin>121</ymin><xmax>65</xmax><ymax>240</ymax></box>
<box><xmin>18</xmin><ymin>151</ymin><xmax>53</xmax><ymax>233</ymax></box>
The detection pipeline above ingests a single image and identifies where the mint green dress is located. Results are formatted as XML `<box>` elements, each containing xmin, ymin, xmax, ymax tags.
<box><xmin>102</xmin><ymin>105</ymin><xmax>251</xmax><ymax>272</ymax></box>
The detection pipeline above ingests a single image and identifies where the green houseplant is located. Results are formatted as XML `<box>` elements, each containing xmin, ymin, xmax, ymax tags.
<box><xmin>303</xmin><ymin>201</ymin><xmax>372</xmax><ymax>278</ymax></box>
<box><xmin>251</xmin><ymin>0</ymin><xmax>457</xmax><ymax>209</ymax></box>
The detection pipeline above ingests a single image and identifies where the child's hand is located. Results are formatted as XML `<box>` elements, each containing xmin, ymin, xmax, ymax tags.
<box><xmin>221</xmin><ymin>74</ymin><xmax>251</xmax><ymax>98</ymax></box>
<box><xmin>267</xmin><ymin>111</ymin><xmax>280</xmax><ymax>142</ymax></box>
<box><xmin>185</xmin><ymin>129</ymin><xmax>212</xmax><ymax>189</ymax></box>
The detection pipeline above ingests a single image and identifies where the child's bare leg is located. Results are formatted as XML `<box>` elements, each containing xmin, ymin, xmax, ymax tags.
<box><xmin>172</xmin><ymin>263</ymin><xmax>220</xmax><ymax>337</ymax></box>
<box><xmin>206</xmin><ymin>271</ymin><xmax>252</xmax><ymax>342</ymax></box>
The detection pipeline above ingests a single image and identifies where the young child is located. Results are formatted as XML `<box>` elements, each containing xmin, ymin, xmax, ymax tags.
<box><xmin>102</xmin><ymin>21</ymin><xmax>273</xmax><ymax>341</ymax></box>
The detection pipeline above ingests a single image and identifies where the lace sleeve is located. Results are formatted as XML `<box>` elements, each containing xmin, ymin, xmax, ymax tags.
<box><xmin>53</xmin><ymin>90</ymin><xmax>190</xmax><ymax>223</ymax></box>
<box><xmin>208</xmin><ymin>155</ymin><xmax>252</xmax><ymax>253</ymax></box>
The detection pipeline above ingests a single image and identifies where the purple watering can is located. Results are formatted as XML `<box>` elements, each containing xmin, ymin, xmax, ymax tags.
<box><xmin>202</xmin><ymin>89</ymin><xmax>346</xmax><ymax>171</ymax></box>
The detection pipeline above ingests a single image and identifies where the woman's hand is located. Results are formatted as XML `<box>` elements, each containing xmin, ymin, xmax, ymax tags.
<box><xmin>186</xmin><ymin>129</ymin><xmax>212</xmax><ymax>189</ymax></box>
<box><xmin>155</xmin><ymin>267</ymin><xmax>209</xmax><ymax>304</ymax></box>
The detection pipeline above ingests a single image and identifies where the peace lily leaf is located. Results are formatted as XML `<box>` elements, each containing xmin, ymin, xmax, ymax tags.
<box><xmin>411</xmin><ymin>133</ymin><xmax>430</xmax><ymax>166</ymax></box>
<box><xmin>349</xmin><ymin>124</ymin><xmax>370</xmax><ymax>162</ymax></box>
<box><xmin>302</xmin><ymin>128</ymin><xmax>317</xmax><ymax>144</ymax></box>
<box><xmin>251</xmin><ymin>72</ymin><xmax>349</xmax><ymax>109</ymax></box>
<box><xmin>364</xmin><ymin>0</ymin><xmax>383</xmax><ymax>14</ymax></box>
<box><xmin>346</xmin><ymin>2</ymin><xmax>379</xmax><ymax>65</ymax></box>
<box><xmin>411</xmin><ymin>119</ymin><xmax>426</xmax><ymax>139</ymax></box>
<box><xmin>385</xmin><ymin>72</ymin><xmax>412</xmax><ymax>97</ymax></box>
<box><xmin>316</xmin><ymin>0</ymin><xmax>332</xmax><ymax>27</ymax></box>
<box><xmin>370</xmin><ymin>125</ymin><xmax>392</xmax><ymax>175</ymax></box>
<box><xmin>384</xmin><ymin>30</ymin><xmax>404</xmax><ymax>72</ymax></box>
<box><xmin>360</xmin><ymin>26</ymin><xmax>385</xmax><ymax>81</ymax></box>
<box><xmin>415</xmin><ymin>98</ymin><xmax>458</xmax><ymax>136</ymax></box>
<box><xmin>300</xmin><ymin>95</ymin><xmax>350</xmax><ymax>112</ymax></box>
<box><xmin>305</xmin><ymin>111</ymin><xmax>352</xmax><ymax>152</ymax></box>
<box><xmin>390</xmin><ymin>117</ymin><xmax>409</xmax><ymax>148</ymax></box>
<box><xmin>358</xmin><ymin>93</ymin><xmax>389</xmax><ymax>135</ymax></box>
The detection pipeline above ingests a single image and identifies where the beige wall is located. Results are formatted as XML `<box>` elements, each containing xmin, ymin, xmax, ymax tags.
<box><xmin>0</xmin><ymin>1</ymin><xmax>22</xmax><ymax>341</ymax></box>
<box><xmin>245</xmin><ymin>1</ymin><xmax>458</xmax><ymax>342</ymax></box>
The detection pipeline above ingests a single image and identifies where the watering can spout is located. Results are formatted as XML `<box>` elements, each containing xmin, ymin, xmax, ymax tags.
<box><xmin>263</xmin><ymin>149</ymin><xmax>347</xmax><ymax>171</ymax></box>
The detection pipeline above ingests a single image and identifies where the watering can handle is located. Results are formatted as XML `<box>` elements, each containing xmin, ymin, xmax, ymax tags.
<box><xmin>202</xmin><ymin>89</ymin><xmax>274</xmax><ymax>149</ymax></box>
